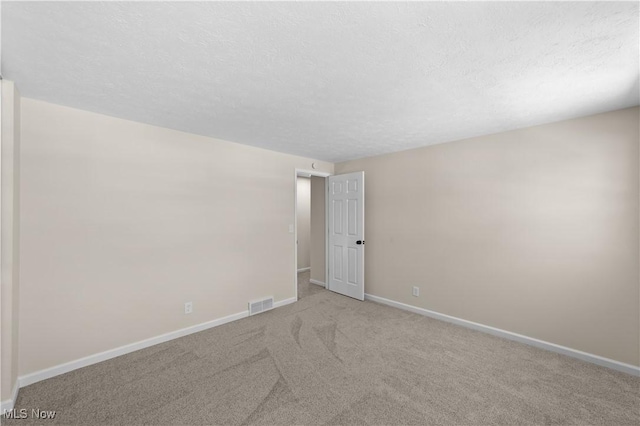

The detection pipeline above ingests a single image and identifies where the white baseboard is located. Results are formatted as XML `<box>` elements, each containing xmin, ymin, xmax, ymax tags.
<box><xmin>273</xmin><ymin>297</ymin><xmax>297</xmax><ymax>309</ymax></box>
<box><xmin>309</xmin><ymin>279</ymin><xmax>326</xmax><ymax>287</ymax></box>
<box><xmin>19</xmin><ymin>297</ymin><xmax>298</xmax><ymax>388</ymax></box>
<box><xmin>0</xmin><ymin>380</ymin><xmax>19</xmax><ymax>412</ymax></box>
<box><xmin>364</xmin><ymin>293</ymin><xmax>640</xmax><ymax>377</ymax></box>
<box><xmin>297</xmin><ymin>267</ymin><xmax>310</xmax><ymax>272</ymax></box>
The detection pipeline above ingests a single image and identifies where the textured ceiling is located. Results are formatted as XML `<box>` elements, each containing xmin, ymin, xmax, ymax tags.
<box><xmin>2</xmin><ymin>2</ymin><xmax>638</xmax><ymax>162</ymax></box>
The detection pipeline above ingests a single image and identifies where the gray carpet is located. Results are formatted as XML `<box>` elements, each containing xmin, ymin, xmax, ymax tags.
<box><xmin>3</xmin><ymin>271</ymin><xmax>639</xmax><ymax>425</ymax></box>
<box><xmin>297</xmin><ymin>270</ymin><xmax>325</xmax><ymax>300</ymax></box>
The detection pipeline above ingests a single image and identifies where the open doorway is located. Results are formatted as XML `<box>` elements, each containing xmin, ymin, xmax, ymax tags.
<box><xmin>295</xmin><ymin>169</ymin><xmax>365</xmax><ymax>301</ymax></box>
<box><xmin>295</xmin><ymin>169</ymin><xmax>329</xmax><ymax>300</ymax></box>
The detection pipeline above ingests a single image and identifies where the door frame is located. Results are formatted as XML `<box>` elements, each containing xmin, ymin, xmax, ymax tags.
<box><xmin>294</xmin><ymin>169</ymin><xmax>331</xmax><ymax>301</ymax></box>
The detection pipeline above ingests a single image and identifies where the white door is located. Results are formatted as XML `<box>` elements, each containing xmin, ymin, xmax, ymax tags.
<box><xmin>328</xmin><ymin>171</ymin><xmax>364</xmax><ymax>300</ymax></box>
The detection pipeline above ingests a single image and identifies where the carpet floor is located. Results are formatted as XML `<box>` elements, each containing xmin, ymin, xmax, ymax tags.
<box><xmin>3</xmin><ymin>271</ymin><xmax>638</xmax><ymax>425</ymax></box>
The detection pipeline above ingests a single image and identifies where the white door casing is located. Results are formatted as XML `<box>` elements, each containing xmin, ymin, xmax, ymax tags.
<box><xmin>328</xmin><ymin>171</ymin><xmax>364</xmax><ymax>300</ymax></box>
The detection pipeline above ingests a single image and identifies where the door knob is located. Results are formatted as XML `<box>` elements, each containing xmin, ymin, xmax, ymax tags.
<box><xmin>356</xmin><ymin>240</ymin><xmax>365</xmax><ymax>245</ymax></box>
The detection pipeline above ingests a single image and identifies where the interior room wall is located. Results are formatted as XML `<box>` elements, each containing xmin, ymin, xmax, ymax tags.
<box><xmin>1</xmin><ymin>80</ymin><xmax>21</xmax><ymax>404</ymax></box>
<box><xmin>336</xmin><ymin>107</ymin><xmax>640</xmax><ymax>367</ymax></box>
<box><xmin>310</xmin><ymin>176</ymin><xmax>326</xmax><ymax>284</ymax></box>
<box><xmin>296</xmin><ymin>177</ymin><xmax>311</xmax><ymax>270</ymax></box>
<box><xmin>18</xmin><ymin>98</ymin><xmax>333</xmax><ymax>376</ymax></box>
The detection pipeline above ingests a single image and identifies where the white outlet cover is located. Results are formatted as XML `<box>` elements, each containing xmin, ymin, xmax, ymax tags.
<box><xmin>412</xmin><ymin>287</ymin><xmax>419</xmax><ymax>297</ymax></box>
<box><xmin>288</xmin><ymin>224</ymin><xmax>294</xmax><ymax>233</ymax></box>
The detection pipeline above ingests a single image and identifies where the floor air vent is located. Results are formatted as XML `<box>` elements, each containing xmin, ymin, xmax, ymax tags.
<box><xmin>249</xmin><ymin>297</ymin><xmax>274</xmax><ymax>316</ymax></box>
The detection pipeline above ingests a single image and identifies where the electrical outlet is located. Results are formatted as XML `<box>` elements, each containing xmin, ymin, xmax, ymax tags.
<box><xmin>412</xmin><ymin>286</ymin><xmax>419</xmax><ymax>297</ymax></box>
<box><xmin>288</xmin><ymin>224</ymin><xmax>294</xmax><ymax>233</ymax></box>
<box><xmin>184</xmin><ymin>302</ymin><xmax>193</xmax><ymax>314</ymax></box>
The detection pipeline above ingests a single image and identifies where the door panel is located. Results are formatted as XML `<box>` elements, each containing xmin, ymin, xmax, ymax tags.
<box><xmin>328</xmin><ymin>171</ymin><xmax>364</xmax><ymax>300</ymax></box>
<box><xmin>333</xmin><ymin>200</ymin><xmax>343</xmax><ymax>234</ymax></box>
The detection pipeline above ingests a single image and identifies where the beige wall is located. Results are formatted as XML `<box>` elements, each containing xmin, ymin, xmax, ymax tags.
<box><xmin>18</xmin><ymin>98</ymin><xmax>333</xmax><ymax>376</ymax></box>
<box><xmin>296</xmin><ymin>177</ymin><xmax>310</xmax><ymax>270</ymax></box>
<box><xmin>12</xmin><ymin>96</ymin><xmax>640</xmax><ymax>378</ymax></box>
<box><xmin>1</xmin><ymin>80</ymin><xmax>21</xmax><ymax>402</ymax></box>
<box><xmin>336</xmin><ymin>107</ymin><xmax>640</xmax><ymax>367</ymax></box>
<box><xmin>310</xmin><ymin>176</ymin><xmax>326</xmax><ymax>283</ymax></box>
